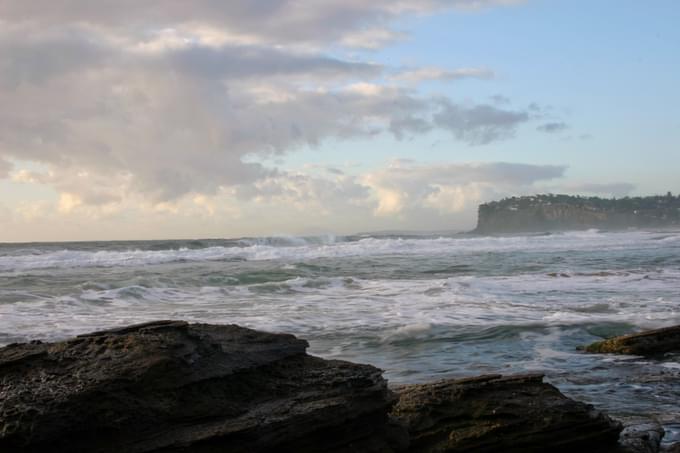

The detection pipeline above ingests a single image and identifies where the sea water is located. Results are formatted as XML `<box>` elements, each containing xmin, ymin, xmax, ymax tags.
<box><xmin>1</xmin><ymin>229</ymin><xmax>679</xmax><ymax>423</ymax></box>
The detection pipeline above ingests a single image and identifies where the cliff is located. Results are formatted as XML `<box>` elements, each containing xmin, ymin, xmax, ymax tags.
<box><xmin>474</xmin><ymin>194</ymin><xmax>680</xmax><ymax>234</ymax></box>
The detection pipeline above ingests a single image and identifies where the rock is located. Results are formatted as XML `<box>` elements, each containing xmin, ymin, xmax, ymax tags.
<box><xmin>617</xmin><ymin>421</ymin><xmax>664</xmax><ymax>453</ymax></box>
<box><xmin>582</xmin><ymin>325</ymin><xmax>680</xmax><ymax>355</ymax></box>
<box><xmin>473</xmin><ymin>194</ymin><xmax>680</xmax><ymax>234</ymax></box>
<box><xmin>1</xmin><ymin>321</ymin><xmax>631</xmax><ymax>452</ymax></box>
<box><xmin>390</xmin><ymin>373</ymin><xmax>622</xmax><ymax>452</ymax></box>
<box><xmin>0</xmin><ymin>320</ymin><xmax>401</xmax><ymax>453</ymax></box>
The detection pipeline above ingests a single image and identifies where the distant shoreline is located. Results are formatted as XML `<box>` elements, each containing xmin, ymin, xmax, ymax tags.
<box><xmin>475</xmin><ymin>193</ymin><xmax>680</xmax><ymax>234</ymax></box>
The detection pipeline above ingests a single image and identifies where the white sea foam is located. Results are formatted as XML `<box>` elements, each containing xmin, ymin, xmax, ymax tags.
<box><xmin>1</xmin><ymin>229</ymin><xmax>677</xmax><ymax>272</ymax></box>
<box><xmin>662</xmin><ymin>362</ymin><xmax>680</xmax><ymax>370</ymax></box>
<box><xmin>2</xmin><ymin>228</ymin><xmax>679</xmax><ymax>419</ymax></box>
<box><xmin>3</xmin><ymin>267</ymin><xmax>679</xmax><ymax>346</ymax></box>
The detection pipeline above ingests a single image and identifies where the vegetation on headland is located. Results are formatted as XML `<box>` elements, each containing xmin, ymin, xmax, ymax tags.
<box><xmin>481</xmin><ymin>192</ymin><xmax>680</xmax><ymax>213</ymax></box>
<box><xmin>475</xmin><ymin>193</ymin><xmax>680</xmax><ymax>233</ymax></box>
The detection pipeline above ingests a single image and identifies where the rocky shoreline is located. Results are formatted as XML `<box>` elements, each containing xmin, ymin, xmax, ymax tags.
<box><xmin>0</xmin><ymin>320</ymin><xmax>678</xmax><ymax>452</ymax></box>
<box><xmin>473</xmin><ymin>194</ymin><xmax>680</xmax><ymax>234</ymax></box>
<box><xmin>581</xmin><ymin>325</ymin><xmax>680</xmax><ymax>356</ymax></box>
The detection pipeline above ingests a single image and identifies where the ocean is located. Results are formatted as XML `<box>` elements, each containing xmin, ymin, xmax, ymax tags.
<box><xmin>1</xmin><ymin>229</ymin><xmax>679</xmax><ymax>430</ymax></box>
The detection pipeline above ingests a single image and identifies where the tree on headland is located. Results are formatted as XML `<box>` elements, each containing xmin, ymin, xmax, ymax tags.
<box><xmin>480</xmin><ymin>193</ymin><xmax>680</xmax><ymax>214</ymax></box>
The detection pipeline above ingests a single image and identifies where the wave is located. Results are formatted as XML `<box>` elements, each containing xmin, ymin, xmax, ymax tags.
<box><xmin>5</xmin><ymin>269</ymin><xmax>680</xmax><ymax>323</ymax></box>
<box><xmin>0</xmin><ymin>229</ymin><xmax>677</xmax><ymax>272</ymax></box>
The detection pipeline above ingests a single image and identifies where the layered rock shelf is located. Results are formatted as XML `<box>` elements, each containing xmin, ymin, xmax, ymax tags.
<box><xmin>474</xmin><ymin>194</ymin><xmax>680</xmax><ymax>234</ymax></box>
<box><xmin>0</xmin><ymin>320</ymin><xmax>654</xmax><ymax>452</ymax></box>
<box><xmin>0</xmin><ymin>321</ymin><xmax>399</xmax><ymax>452</ymax></box>
<box><xmin>392</xmin><ymin>374</ymin><xmax>621</xmax><ymax>452</ymax></box>
<box><xmin>582</xmin><ymin>325</ymin><xmax>680</xmax><ymax>356</ymax></box>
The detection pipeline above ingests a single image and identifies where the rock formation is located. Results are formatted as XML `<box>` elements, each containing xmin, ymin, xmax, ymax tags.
<box><xmin>0</xmin><ymin>320</ymin><xmax>400</xmax><ymax>453</ymax></box>
<box><xmin>391</xmin><ymin>374</ymin><xmax>622</xmax><ymax>452</ymax></box>
<box><xmin>666</xmin><ymin>443</ymin><xmax>680</xmax><ymax>453</ymax></box>
<box><xmin>474</xmin><ymin>194</ymin><xmax>680</xmax><ymax>234</ymax></box>
<box><xmin>617</xmin><ymin>421</ymin><xmax>664</xmax><ymax>453</ymax></box>
<box><xmin>582</xmin><ymin>325</ymin><xmax>680</xmax><ymax>356</ymax></box>
<box><xmin>1</xmin><ymin>321</ymin><xmax>629</xmax><ymax>452</ymax></box>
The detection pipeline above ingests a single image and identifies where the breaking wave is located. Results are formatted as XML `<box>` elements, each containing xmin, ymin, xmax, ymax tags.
<box><xmin>1</xmin><ymin>229</ymin><xmax>677</xmax><ymax>272</ymax></box>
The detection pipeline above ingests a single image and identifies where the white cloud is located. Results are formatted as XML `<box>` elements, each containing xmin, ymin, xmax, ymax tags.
<box><xmin>362</xmin><ymin>161</ymin><xmax>566</xmax><ymax>217</ymax></box>
<box><xmin>0</xmin><ymin>1</ymin><xmax>536</xmax><ymax>207</ymax></box>
<box><xmin>0</xmin><ymin>40</ymin><xmax>537</xmax><ymax>204</ymax></box>
<box><xmin>0</xmin><ymin>0</ymin><xmax>549</xmax><ymax>240</ymax></box>
<box><xmin>57</xmin><ymin>192</ymin><xmax>83</xmax><ymax>213</ymax></box>
<box><xmin>424</xmin><ymin>184</ymin><xmax>484</xmax><ymax>214</ymax></box>
<box><xmin>340</xmin><ymin>28</ymin><xmax>407</xmax><ymax>49</ymax></box>
<box><xmin>0</xmin><ymin>202</ymin><xmax>11</xmax><ymax>224</ymax></box>
<box><xmin>345</xmin><ymin>82</ymin><xmax>386</xmax><ymax>96</ymax></box>
<box><xmin>219</xmin><ymin>160</ymin><xmax>566</xmax><ymax>232</ymax></box>
<box><xmin>0</xmin><ymin>158</ymin><xmax>12</xmax><ymax>177</ymax></box>
<box><xmin>393</xmin><ymin>67</ymin><xmax>495</xmax><ymax>83</ymax></box>
<box><xmin>14</xmin><ymin>200</ymin><xmax>52</xmax><ymax>223</ymax></box>
<box><xmin>2</xmin><ymin>158</ymin><xmax>580</xmax><ymax>241</ymax></box>
<box><xmin>0</xmin><ymin>1</ymin><xmax>527</xmax><ymax>47</ymax></box>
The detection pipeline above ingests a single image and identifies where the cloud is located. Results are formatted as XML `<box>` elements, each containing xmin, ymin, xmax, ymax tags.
<box><xmin>490</xmin><ymin>94</ymin><xmax>511</xmax><ymax>105</ymax></box>
<box><xmin>537</xmin><ymin>122</ymin><xmax>569</xmax><ymax>134</ymax></box>
<box><xmin>234</xmin><ymin>171</ymin><xmax>371</xmax><ymax>215</ymax></box>
<box><xmin>363</xmin><ymin>161</ymin><xmax>566</xmax><ymax>216</ymax></box>
<box><xmin>433</xmin><ymin>100</ymin><xmax>530</xmax><ymax>145</ymax></box>
<box><xmin>3</xmin><ymin>158</ymin><xmax>569</xmax><ymax>241</ymax></box>
<box><xmin>0</xmin><ymin>29</ymin><xmax>109</xmax><ymax>87</ymax></box>
<box><xmin>0</xmin><ymin>34</ymin><xmax>539</xmax><ymax>202</ymax></box>
<box><xmin>561</xmin><ymin>182</ymin><xmax>635</xmax><ymax>197</ymax></box>
<box><xmin>213</xmin><ymin>160</ymin><xmax>566</xmax><ymax>232</ymax></box>
<box><xmin>340</xmin><ymin>28</ymin><xmax>407</xmax><ymax>49</ymax></box>
<box><xmin>0</xmin><ymin>158</ymin><xmax>12</xmax><ymax>178</ymax></box>
<box><xmin>164</xmin><ymin>45</ymin><xmax>382</xmax><ymax>80</ymax></box>
<box><xmin>0</xmin><ymin>1</ymin><xmax>526</xmax><ymax>47</ymax></box>
<box><xmin>0</xmin><ymin>0</ymin><xmax>538</xmax><ymax>233</ymax></box>
<box><xmin>0</xmin><ymin>202</ymin><xmax>10</xmax><ymax>224</ymax></box>
<box><xmin>0</xmin><ymin>26</ymin><xmax>380</xmax><ymax>88</ymax></box>
<box><xmin>367</xmin><ymin>160</ymin><xmax>566</xmax><ymax>189</ymax></box>
<box><xmin>393</xmin><ymin>67</ymin><xmax>494</xmax><ymax>83</ymax></box>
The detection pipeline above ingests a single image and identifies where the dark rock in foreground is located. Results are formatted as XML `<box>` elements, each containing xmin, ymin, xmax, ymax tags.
<box><xmin>617</xmin><ymin>421</ymin><xmax>664</xmax><ymax>453</ymax></box>
<box><xmin>0</xmin><ymin>320</ymin><xmax>399</xmax><ymax>453</ymax></box>
<box><xmin>1</xmin><ymin>321</ymin><xmax>626</xmax><ymax>452</ymax></box>
<box><xmin>391</xmin><ymin>374</ymin><xmax>622</xmax><ymax>452</ymax></box>
<box><xmin>666</xmin><ymin>443</ymin><xmax>680</xmax><ymax>453</ymax></box>
<box><xmin>582</xmin><ymin>325</ymin><xmax>680</xmax><ymax>356</ymax></box>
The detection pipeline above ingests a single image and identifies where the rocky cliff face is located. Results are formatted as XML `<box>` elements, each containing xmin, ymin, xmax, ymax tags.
<box><xmin>475</xmin><ymin>203</ymin><xmax>628</xmax><ymax>234</ymax></box>
<box><xmin>474</xmin><ymin>195</ymin><xmax>680</xmax><ymax>234</ymax></box>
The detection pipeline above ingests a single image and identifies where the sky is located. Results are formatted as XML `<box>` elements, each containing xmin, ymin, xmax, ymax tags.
<box><xmin>0</xmin><ymin>0</ymin><xmax>678</xmax><ymax>242</ymax></box>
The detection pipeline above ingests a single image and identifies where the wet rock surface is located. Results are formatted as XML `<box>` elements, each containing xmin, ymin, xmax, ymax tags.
<box><xmin>583</xmin><ymin>325</ymin><xmax>680</xmax><ymax>356</ymax></box>
<box><xmin>1</xmin><ymin>321</ymin><xmax>633</xmax><ymax>452</ymax></box>
<box><xmin>617</xmin><ymin>420</ymin><xmax>664</xmax><ymax>453</ymax></box>
<box><xmin>390</xmin><ymin>373</ymin><xmax>622</xmax><ymax>452</ymax></box>
<box><xmin>0</xmin><ymin>320</ymin><xmax>398</xmax><ymax>453</ymax></box>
